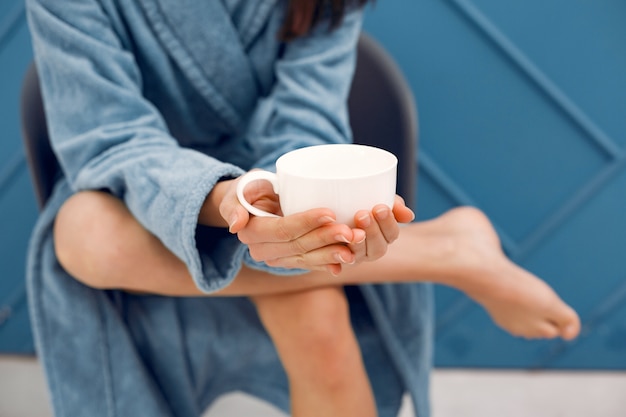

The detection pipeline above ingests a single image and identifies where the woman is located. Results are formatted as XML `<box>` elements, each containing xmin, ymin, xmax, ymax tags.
<box><xmin>25</xmin><ymin>0</ymin><xmax>580</xmax><ymax>416</ymax></box>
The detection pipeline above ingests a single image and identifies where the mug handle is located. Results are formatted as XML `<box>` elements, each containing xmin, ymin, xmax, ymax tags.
<box><xmin>236</xmin><ymin>171</ymin><xmax>281</xmax><ymax>218</ymax></box>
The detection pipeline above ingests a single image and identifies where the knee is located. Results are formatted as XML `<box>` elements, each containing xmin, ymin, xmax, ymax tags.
<box><xmin>258</xmin><ymin>289</ymin><xmax>358</xmax><ymax>378</ymax></box>
<box><xmin>292</xmin><ymin>291</ymin><xmax>363</xmax><ymax>384</ymax></box>
<box><xmin>295</xmin><ymin>290</ymin><xmax>352</xmax><ymax>351</ymax></box>
<box><xmin>54</xmin><ymin>191</ymin><xmax>126</xmax><ymax>288</ymax></box>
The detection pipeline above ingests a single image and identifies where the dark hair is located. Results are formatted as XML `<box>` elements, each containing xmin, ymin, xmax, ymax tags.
<box><xmin>279</xmin><ymin>0</ymin><xmax>372</xmax><ymax>41</ymax></box>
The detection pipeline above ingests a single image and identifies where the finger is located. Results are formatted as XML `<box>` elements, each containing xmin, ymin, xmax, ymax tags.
<box><xmin>246</xmin><ymin>222</ymin><xmax>355</xmax><ymax>262</ymax></box>
<box><xmin>221</xmin><ymin>176</ymin><xmax>283</xmax><ymax>234</ymax></box>
<box><xmin>218</xmin><ymin>179</ymin><xmax>251</xmax><ymax>234</ymax></box>
<box><xmin>353</xmin><ymin>210</ymin><xmax>388</xmax><ymax>260</ymax></box>
<box><xmin>326</xmin><ymin>264</ymin><xmax>343</xmax><ymax>277</ymax></box>
<box><xmin>238</xmin><ymin>208</ymin><xmax>338</xmax><ymax>245</ymax></box>
<box><xmin>348</xmin><ymin>229</ymin><xmax>367</xmax><ymax>262</ymax></box>
<box><xmin>228</xmin><ymin>205</ymin><xmax>252</xmax><ymax>234</ymax></box>
<box><xmin>372</xmin><ymin>204</ymin><xmax>401</xmax><ymax>244</ymax></box>
<box><xmin>392</xmin><ymin>195</ymin><xmax>415</xmax><ymax>223</ymax></box>
<box><xmin>242</xmin><ymin>178</ymin><xmax>281</xmax><ymax>214</ymax></box>
<box><xmin>264</xmin><ymin>243</ymin><xmax>355</xmax><ymax>271</ymax></box>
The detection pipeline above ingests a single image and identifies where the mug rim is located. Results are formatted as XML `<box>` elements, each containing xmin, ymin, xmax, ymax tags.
<box><xmin>275</xmin><ymin>144</ymin><xmax>397</xmax><ymax>180</ymax></box>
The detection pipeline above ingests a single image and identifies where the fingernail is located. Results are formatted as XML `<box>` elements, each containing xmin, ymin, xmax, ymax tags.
<box><xmin>319</xmin><ymin>216</ymin><xmax>336</xmax><ymax>225</ymax></box>
<box><xmin>228</xmin><ymin>214</ymin><xmax>238</xmax><ymax>233</ymax></box>
<box><xmin>335</xmin><ymin>234</ymin><xmax>351</xmax><ymax>244</ymax></box>
<box><xmin>334</xmin><ymin>253</ymin><xmax>354</xmax><ymax>264</ymax></box>
<box><xmin>375</xmin><ymin>207</ymin><xmax>389</xmax><ymax>220</ymax></box>
<box><xmin>327</xmin><ymin>265</ymin><xmax>340</xmax><ymax>277</ymax></box>
<box><xmin>358</xmin><ymin>213</ymin><xmax>371</xmax><ymax>227</ymax></box>
<box><xmin>353</xmin><ymin>229</ymin><xmax>366</xmax><ymax>244</ymax></box>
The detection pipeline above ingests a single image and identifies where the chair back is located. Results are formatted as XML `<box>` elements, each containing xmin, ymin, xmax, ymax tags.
<box><xmin>20</xmin><ymin>63</ymin><xmax>59</xmax><ymax>209</ymax></box>
<box><xmin>349</xmin><ymin>34</ymin><xmax>418</xmax><ymax>210</ymax></box>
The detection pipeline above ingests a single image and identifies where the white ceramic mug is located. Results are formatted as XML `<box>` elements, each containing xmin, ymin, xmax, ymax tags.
<box><xmin>236</xmin><ymin>144</ymin><xmax>397</xmax><ymax>226</ymax></box>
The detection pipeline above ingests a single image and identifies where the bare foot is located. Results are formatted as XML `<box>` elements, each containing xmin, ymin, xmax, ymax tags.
<box><xmin>424</xmin><ymin>207</ymin><xmax>581</xmax><ymax>340</ymax></box>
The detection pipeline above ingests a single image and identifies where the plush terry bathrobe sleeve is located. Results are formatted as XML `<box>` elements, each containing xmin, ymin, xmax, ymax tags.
<box><xmin>245</xmin><ymin>9</ymin><xmax>363</xmax><ymax>170</ymax></box>
<box><xmin>25</xmin><ymin>3</ymin><xmax>433</xmax><ymax>416</ymax></box>
<box><xmin>26</xmin><ymin>0</ymin><xmax>365</xmax><ymax>288</ymax></box>
<box><xmin>26</xmin><ymin>0</ymin><xmax>249</xmax><ymax>292</ymax></box>
<box><xmin>241</xmin><ymin>9</ymin><xmax>364</xmax><ymax>273</ymax></box>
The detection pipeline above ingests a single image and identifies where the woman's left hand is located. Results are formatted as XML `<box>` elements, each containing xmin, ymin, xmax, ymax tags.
<box><xmin>348</xmin><ymin>195</ymin><xmax>415</xmax><ymax>263</ymax></box>
<box><xmin>218</xmin><ymin>175</ymin><xmax>364</xmax><ymax>275</ymax></box>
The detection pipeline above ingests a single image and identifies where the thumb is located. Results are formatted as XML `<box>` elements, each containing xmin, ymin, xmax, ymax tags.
<box><xmin>392</xmin><ymin>195</ymin><xmax>415</xmax><ymax>223</ymax></box>
<box><xmin>228</xmin><ymin>205</ymin><xmax>251</xmax><ymax>234</ymax></box>
<box><xmin>218</xmin><ymin>178</ymin><xmax>251</xmax><ymax>234</ymax></box>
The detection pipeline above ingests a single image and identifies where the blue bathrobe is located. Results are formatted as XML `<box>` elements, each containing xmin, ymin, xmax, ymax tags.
<box><xmin>25</xmin><ymin>0</ymin><xmax>433</xmax><ymax>415</ymax></box>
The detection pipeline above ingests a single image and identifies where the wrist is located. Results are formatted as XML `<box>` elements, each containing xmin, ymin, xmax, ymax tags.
<box><xmin>198</xmin><ymin>179</ymin><xmax>234</xmax><ymax>227</ymax></box>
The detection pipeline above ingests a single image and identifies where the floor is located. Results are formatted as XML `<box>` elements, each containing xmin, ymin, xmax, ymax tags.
<box><xmin>1</xmin><ymin>355</ymin><xmax>625</xmax><ymax>417</ymax></box>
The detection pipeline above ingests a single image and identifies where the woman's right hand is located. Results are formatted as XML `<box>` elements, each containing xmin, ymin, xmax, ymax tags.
<box><xmin>216</xmin><ymin>177</ymin><xmax>364</xmax><ymax>275</ymax></box>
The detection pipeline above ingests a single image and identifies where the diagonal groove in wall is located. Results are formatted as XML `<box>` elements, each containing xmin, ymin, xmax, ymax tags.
<box><xmin>532</xmin><ymin>278</ymin><xmax>626</xmax><ymax>369</ymax></box>
<box><xmin>445</xmin><ymin>0</ymin><xmax>622</xmax><ymax>160</ymax></box>
<box><xmin>423</xmin><ymin>151</ymin><xmax>626</xmax><ymax>346</ymax></box>
<box><xmin>1</xmin><ymin>1</ymin><xmax>28</xmax><ymax>197</ymax></box>
<box><xmin>0</xmin><ymin>284</ymin><xmax>26</xmax><ymax>328</ymax></box>
<box><xmin>517</xmin><ymin>155</ymin><xmax>626</xmax><ymax>256</ymax></box>
<box><xmin>424</xmin><ymin>2</ymin><xmax>626</xmax><ymax>355</ymax></box>
<box><xmin>0</xmin><ymin>151</ymin><xmax>26</xmax><ymax>197</ymax></box>
<box><xmin>418</xmin><ymin>151</ymin><xmax>518</xmax><ymax>252</ymax></box>
<box><xmin>0</xmin><ymin>1</ymin><xmax>25</xmax><ymax>52</ymax></box>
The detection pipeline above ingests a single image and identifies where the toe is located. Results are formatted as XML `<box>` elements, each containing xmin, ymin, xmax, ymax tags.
<box><xmin>561</xmin><ymin>317</ymin><xmax>581</xmax><ymax>341</ymax></box>
<box><xmin>557</xmin><ymin>305</ymin><xmax>581</xmax><ymax>340</ymax></box>
<box><xmin>535</xmin><ymin>322</ymin><xmax>560</xmax><ymax>339</ymax></box>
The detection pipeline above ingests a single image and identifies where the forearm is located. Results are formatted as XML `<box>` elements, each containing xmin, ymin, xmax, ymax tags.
<box><xmin>62</xmin><ymin>199</ymin><xmax>580</xmax><ymax>343</ymax></box>
<box><xmin>55</xmin><ymin>190</ymin><xmax>479</xmax><ymax>298</ymax></box>
<box><xmin>219</xmin><ymin>225</ymin><xmax>461</xmax><ymax>296</ymax></box>
<box><xmin>109</xmin><ymin>224</ymin><xmax>459</xmax><ymax>297</ymax></box>
<box><xmin>198</xmin><ymin>180</ymin><xmax>231</xmax><ymax>228</ymax></box>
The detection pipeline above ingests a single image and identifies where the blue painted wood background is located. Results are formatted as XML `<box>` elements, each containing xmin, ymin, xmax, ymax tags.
<box><xmin>1</xmin><ymin>0</ymin><xmax>625</xmax><ymax>369</ymax></box>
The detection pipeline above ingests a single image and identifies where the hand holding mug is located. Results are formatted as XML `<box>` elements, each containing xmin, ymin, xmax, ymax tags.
<box><xmin>233</xmin><ymin>144</ymin><xmax>413</xmax><ymax>272</ymax></box>
<box><xmin>218</xmin><ymin>174</ymin><xmax>362</xmax><ymax>275</ymax></box>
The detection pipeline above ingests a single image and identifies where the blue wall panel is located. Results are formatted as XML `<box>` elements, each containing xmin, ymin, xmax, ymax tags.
<box><xmin>0</xmin><ymin>0</ymin><xmax>38</xmax><ymax>353</ymax></box>
<box><xmin>1</xmin><ymin>0</ymin><xmax>625</xmax><ymax>369</ymax></box>
<box><xmin>363</xmin><ymin>0</ymin><xmax>626</xmax><ymax>368</ymax></box>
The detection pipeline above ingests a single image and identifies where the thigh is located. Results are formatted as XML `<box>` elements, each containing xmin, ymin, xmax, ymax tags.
<box><xmin>250</xmin><ymin>286</ymin><xmax>355</xmax><ymax>366</ymax></box>
<box><xmin>251</xmin><ymin>286</ymin><xmax>350</xmax><ymax>335</ymax></box>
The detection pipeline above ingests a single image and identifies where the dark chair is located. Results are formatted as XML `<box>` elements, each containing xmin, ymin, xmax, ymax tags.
<box><xmin>20</xmin><ymin>62</ymin><xmax>58</xmax><ymax>209</ymax></box>
<box><xmin>349</xmin><ymin>34</ymin><xmax>418</xmax><ymax>210</ymax></box>
<box><xmin>21</xmin><ymin>33</ymin><xmax>418</xmax><ymax>210</ymax></box>
<box><xmin>19</xmin><ymin>32</ymin><xmax>421</xmax><ymax>411</ymax></box>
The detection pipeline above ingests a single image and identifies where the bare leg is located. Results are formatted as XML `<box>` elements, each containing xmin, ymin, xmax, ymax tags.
<box><xmin>54</xmin><ymin>191</ymin><xmax>580</xmax><ymax>415</ymax></box>
<box><xmin>252</xmin><ymin>288</ymin><xmax>376</xmax><ymax>417</ymax></box>
<box><xmin>54</xmin><ymin>191</ymin><xmax>377</xmax><ymax>417</ymax></box>
<box><xmin>54</xmin><ymin>191</ymin><xmax>581</xmax><ymax>339</ymax></box>
<box><xmin>386</xmin><ymin>207</ymin><xmax>581</xmax><ymax>340</ymax></box>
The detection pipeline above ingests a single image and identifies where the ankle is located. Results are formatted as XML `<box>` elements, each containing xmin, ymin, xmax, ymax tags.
<box><xmin>395</xmin><ymin>211</ymin><xmax>517</xmax><ymax>303</ymax></box>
